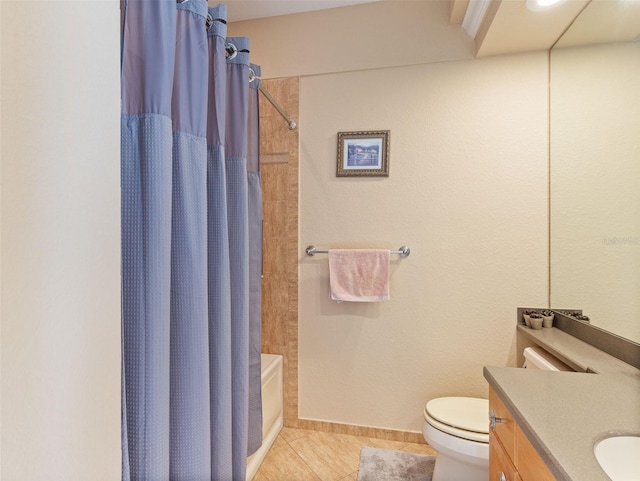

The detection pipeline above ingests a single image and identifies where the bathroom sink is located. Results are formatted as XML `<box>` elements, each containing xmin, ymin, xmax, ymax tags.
<box><xmin>593</xmin><ymin>436</ymin><xmax>640</xmax><ymax>480</ymax></box>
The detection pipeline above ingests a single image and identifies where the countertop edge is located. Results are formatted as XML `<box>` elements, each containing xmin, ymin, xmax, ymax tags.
<box><xmin>517</xmin><ymin>325</ymin><xmax>640</xmax><ymax>378</ymax></box>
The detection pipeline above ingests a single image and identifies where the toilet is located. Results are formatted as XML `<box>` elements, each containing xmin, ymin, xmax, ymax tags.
<box><xmin>422</xmin><ymin>396</ymin><xmax>489</xmax><ymax>481</ymax></box>
<box><xmin>423</xmin><ymin>346</ymin><xmax>573</xmax><ymax>480</ymax></box>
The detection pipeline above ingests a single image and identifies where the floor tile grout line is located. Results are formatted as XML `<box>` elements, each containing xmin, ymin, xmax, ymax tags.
<box><xmin>259</xmin><ymin>428</ymin><xmax>434</xmax><ymax>481</ymax></box>
<box><xmin>256</xmin><ymin>442</ymin><xmax>289</xmax><ymax>481</ymax></box>
<box><xmin>256</xmin><ymin>436</ymin><xmax>317</xmax><ymax>481</ymax></box>
<box><xmin>287</xmin><ymin>431</ymin><xmax>362</xmax><ymax>481</ymax></box>
<box><xmin>286</xmin><ymin>437</ymin><xmax>325</xmax><ymax>481</ymax></box>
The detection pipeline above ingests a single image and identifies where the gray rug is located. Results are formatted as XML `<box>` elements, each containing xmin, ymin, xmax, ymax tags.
<box><xmin>357</xmin><ymin>446</ymin><xmax>436</xmax><ymax>481</ymax></box>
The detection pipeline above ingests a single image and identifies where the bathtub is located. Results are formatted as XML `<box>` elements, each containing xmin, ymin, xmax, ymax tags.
<box><xmin>246</xmin><ymin>353</ymin><xmax>283</xmax><ymax>481</ymax></box>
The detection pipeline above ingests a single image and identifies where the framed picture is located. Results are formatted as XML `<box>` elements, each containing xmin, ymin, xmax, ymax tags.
<box><xmin>336</xmin><ymin>130</ymin><xmax>390</xmax><ymax>177</ymax></box>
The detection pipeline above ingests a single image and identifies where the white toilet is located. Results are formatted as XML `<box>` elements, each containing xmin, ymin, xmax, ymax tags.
<box><xmin>423</xmin><ymin>346</ymin><xmax>573</xmax><ymax>480</ymax></box>
<box><xmin>422</xmin><ymin>396</ymin><xmax>489</xmax><ymax>481</ymax></box>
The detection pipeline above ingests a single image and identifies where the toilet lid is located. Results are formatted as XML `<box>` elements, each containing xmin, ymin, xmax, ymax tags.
<box><xmin>425</xmin><ymin>397</ymin><xmax>489</xmax><ymax>435</ymax></box>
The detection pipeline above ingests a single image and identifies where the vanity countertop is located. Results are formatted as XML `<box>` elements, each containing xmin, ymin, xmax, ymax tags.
<box><xmin>517</xmin><ymin>325</ymin><xmax>640</xmax><ymax>378</ymax></box>
<box><xmin>484</xmin><ymin>366</ymin><xmax>640</xmax><ymax>481</ymax></box>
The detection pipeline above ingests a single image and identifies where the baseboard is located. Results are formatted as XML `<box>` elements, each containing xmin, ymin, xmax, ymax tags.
<box><xmin>284</xmin><ymin>418</ymin><xmax>425</xmax><ymax>445</ymax></box>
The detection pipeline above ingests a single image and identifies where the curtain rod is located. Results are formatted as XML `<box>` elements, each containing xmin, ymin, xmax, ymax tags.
<box><xmin>258</xmin><ymin>85</ymin><xmax>297</xmax><ymax>130</ymax></box>
<box><xmin>219</xmin><ymin>33</ymin><xmax>297</xmax><ymax>131</ymax></box>
<box><xmin>247</xmin><ymin>66</ymin><xmax>297</xmax><ymax>130</ymax></box>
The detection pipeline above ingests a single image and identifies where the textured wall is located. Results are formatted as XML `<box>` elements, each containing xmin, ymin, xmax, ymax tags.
<box><xmin>550</xmin><ymin>42</ymin><xmax>640</xmax><ymax>344</ymax></box>
<box><xmin>298</xmin><ymin>52</ymin><xmax>549</xmax><ymax>433</ymax></box>
<box><xmin>1</xmin><ymin>2</ymin><xmax>121</xmax><ymax>478</ymax></box>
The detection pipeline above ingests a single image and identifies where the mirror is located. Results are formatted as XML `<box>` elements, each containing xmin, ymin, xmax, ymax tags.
<box><xmin>550</xmin><ymin>0</ymin><xmax>640</xmax><ymax>344</ymax></box>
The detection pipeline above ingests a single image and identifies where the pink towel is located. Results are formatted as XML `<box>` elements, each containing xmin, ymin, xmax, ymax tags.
<box><xmin>328</xmin><ymin>249</ymin><xmax>390</xmax><ymax>302</ymax></box>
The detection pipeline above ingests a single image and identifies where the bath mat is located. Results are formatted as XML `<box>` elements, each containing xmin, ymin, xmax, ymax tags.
<box><xmin>357</xmin><ymin>446</ymin><xmax>435</xmax><ymax>481</ymax></box>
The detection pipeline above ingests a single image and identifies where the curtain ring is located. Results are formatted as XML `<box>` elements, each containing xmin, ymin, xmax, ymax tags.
<box><xmin>176</xmin><ymin>0</ymin><xmax>189</xmax><ymax>4</ymax></box>
<box><xmin>248</xmin><ymin>68</ymin><xmax>256</xmax><ymax>83</ymax></box>
<box><xmin>205</xmin><ymin>13</ymin><xmax>213</xmax><ymax>30</ymax></box>
<box><xmin>225</xmin><ymin>42</ymin><xmax>238</xmax><ymax>60</ymax></box>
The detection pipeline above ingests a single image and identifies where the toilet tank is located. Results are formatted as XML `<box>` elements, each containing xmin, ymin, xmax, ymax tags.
<box><xmin>523</xmin><ymin>346</ymin><xmax>573</xmax><ymax>371</ymax></box>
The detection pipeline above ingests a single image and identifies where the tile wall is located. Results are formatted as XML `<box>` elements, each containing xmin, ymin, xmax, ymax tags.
<box><xmin>260</xmin><ymin>77</ymin><xmax>300</xmax><ymax>426</ymax></box>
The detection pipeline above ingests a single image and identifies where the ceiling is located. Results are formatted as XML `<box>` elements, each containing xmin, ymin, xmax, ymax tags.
<box><xmin>224</xmin><ymin>0</ymin><xmax>640</xmax><ymax>56</ymax></box>
<box><xmin>225</xmin><ymin>0</ymin><xmax>381</xmax><ymax>23</ymax></box>
<box><xmin>555</xmin><ymin>0</ymin><xmax>640</xmax><ymax>48</ymax></box>
<box><xmin>469</xmin><ymin>0</ymin><xmax>590</xmax><ymax>56</ymax></box>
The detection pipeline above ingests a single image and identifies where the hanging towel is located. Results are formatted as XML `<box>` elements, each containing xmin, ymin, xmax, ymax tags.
<box><xmin>328</xmin><ymin>249</ymin><xmax>391</xmax><ymax>302</ymax></box>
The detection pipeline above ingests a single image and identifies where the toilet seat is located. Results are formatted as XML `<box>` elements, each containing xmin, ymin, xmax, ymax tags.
<box><xmin>424</xmin><ymin>397</ymin><xmax>489</xmax><ymax>444</ymax></box>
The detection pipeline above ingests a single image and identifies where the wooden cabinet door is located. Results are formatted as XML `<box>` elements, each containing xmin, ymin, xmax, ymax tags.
<box><xmin>489</xmin><ymin>388</ymin><xmax>516</xmax><ymax>461</ymax></box>
<box><xmin>490</xmin><ymin>432</ymin><xmax>522</xmax><ymax>481</ymax></box>
<box><xmin>516</xmin><ymin>426</ymin><xmax>557</xmax><ymax>481</ymax></box>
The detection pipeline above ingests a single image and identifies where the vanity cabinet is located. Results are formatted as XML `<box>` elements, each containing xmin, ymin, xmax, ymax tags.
<box><xmin>489</xmin><ymin>388</ymin><xmax>557</xmax><ymax>481</ymax></box>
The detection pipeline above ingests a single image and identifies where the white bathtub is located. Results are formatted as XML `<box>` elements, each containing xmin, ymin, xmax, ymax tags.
<box><xmin>246</xmin><ymin>353</ymin><xmax>283</xmax><ymax>481</ymax></box>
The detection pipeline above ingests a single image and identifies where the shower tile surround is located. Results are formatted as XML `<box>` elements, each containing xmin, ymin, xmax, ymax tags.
<box><xmin>259</xmin><ymin>77</ymin><xmax>300</xmax><ymax>428</ymax></box>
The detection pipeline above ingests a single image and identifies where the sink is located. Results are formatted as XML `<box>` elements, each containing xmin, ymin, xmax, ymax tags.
<box><xmin>594</xmin><ymin>436</ymin><xmax>640</xmax><ymax>480</ymax></box>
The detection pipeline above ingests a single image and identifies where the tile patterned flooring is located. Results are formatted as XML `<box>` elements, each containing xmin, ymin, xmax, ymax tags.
<box><xmin>254</xmin><ymin>427</ymin><xmax>437</xmax><ymax>481</ymax></box>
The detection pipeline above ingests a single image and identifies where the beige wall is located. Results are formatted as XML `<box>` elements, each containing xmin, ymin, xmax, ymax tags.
<box><xmin>299</xmin><ymin>53</ymin><xmax>548</xmax><ymax>432</ymax></box>
<box><xmin>0</xmin><ymin>2</ymin><xmax>121</xmax><ymax>478</ymax></box>
<box><xmin>550</xmin><ymin>42</ymin><xmax>640</xmax><ymax>344</ymax></box>
<box><xmin>232</xmin><ymin>3</ymin><xmax>550</xmax><ymax>434</ymax></box>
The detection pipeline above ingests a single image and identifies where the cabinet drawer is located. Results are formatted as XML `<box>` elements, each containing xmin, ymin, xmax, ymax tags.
<box><xmin>489</xmin><ymin>388</ymin><xmax>516</xmax><ymax>461</ymax></box>
<box><xmin>516</xmin><ymin>426</ymin><xmax>557</xmax><ymax>481</ymax></box>
<box><xmin>490</xmin><ymin>432</ymin><xmax>522</xmax><ymax>481</ymax></box>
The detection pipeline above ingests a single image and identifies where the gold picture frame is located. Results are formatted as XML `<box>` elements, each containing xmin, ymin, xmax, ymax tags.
<box><xmin>336</xmin><ymin>130</ymin><xmax>390</xmax><ymax>177</ymax></box>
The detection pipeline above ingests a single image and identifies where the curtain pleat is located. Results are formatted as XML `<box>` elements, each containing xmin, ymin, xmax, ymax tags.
<box><xmin>121</xmin><ymin>1</ymin><xmax>262</xmax><ymax>479</ymax></box>
<box><xmin>246</xmin><ymin>64</ymin><xmax>263</xmax><ymax>457</ymax></box>
<box><xmin>169</xmin><ymin>6</ymin><xmax>211</xmax><ymax>480</ymax></box>
<box><xmin>205</xmin><ymin>5</ymin><xmax>234</xmax><ymax>478</ymax></box>
<box><xmin>224</xmin><ymin>36</ymin><xmax>251</xmax><ymax>480</ymax></box>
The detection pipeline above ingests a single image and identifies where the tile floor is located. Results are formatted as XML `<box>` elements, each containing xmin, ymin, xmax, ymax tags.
<box><xmin>254</xmin><ymin>427</ymin><xmax>437</xmax><ymax>481</ymax></box>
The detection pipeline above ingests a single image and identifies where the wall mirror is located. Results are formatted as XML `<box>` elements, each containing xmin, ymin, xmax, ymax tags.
<box><xmin>550</xmin><ymin>0</ymin><xmax>640</xmax><ymax>344</ymax></box>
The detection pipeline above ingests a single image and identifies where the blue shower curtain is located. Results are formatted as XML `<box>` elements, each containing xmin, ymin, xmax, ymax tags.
<box><xmin>121</xmin><ymin>1</ymin><xmax>262</xmax><ymax>479</ymax></box>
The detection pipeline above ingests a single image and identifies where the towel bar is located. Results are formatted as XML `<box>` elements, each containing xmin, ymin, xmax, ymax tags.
<box><xmin>305</xmin><ymin>245</ymin><xmax>410</xmax><ymax>258</ymax></box>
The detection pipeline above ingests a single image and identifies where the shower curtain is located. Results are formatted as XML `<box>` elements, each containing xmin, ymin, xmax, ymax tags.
<box><xmin>121</xmin><ymin>1</ymin><xmax>262</xmax><ymax>479</ymax></box>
